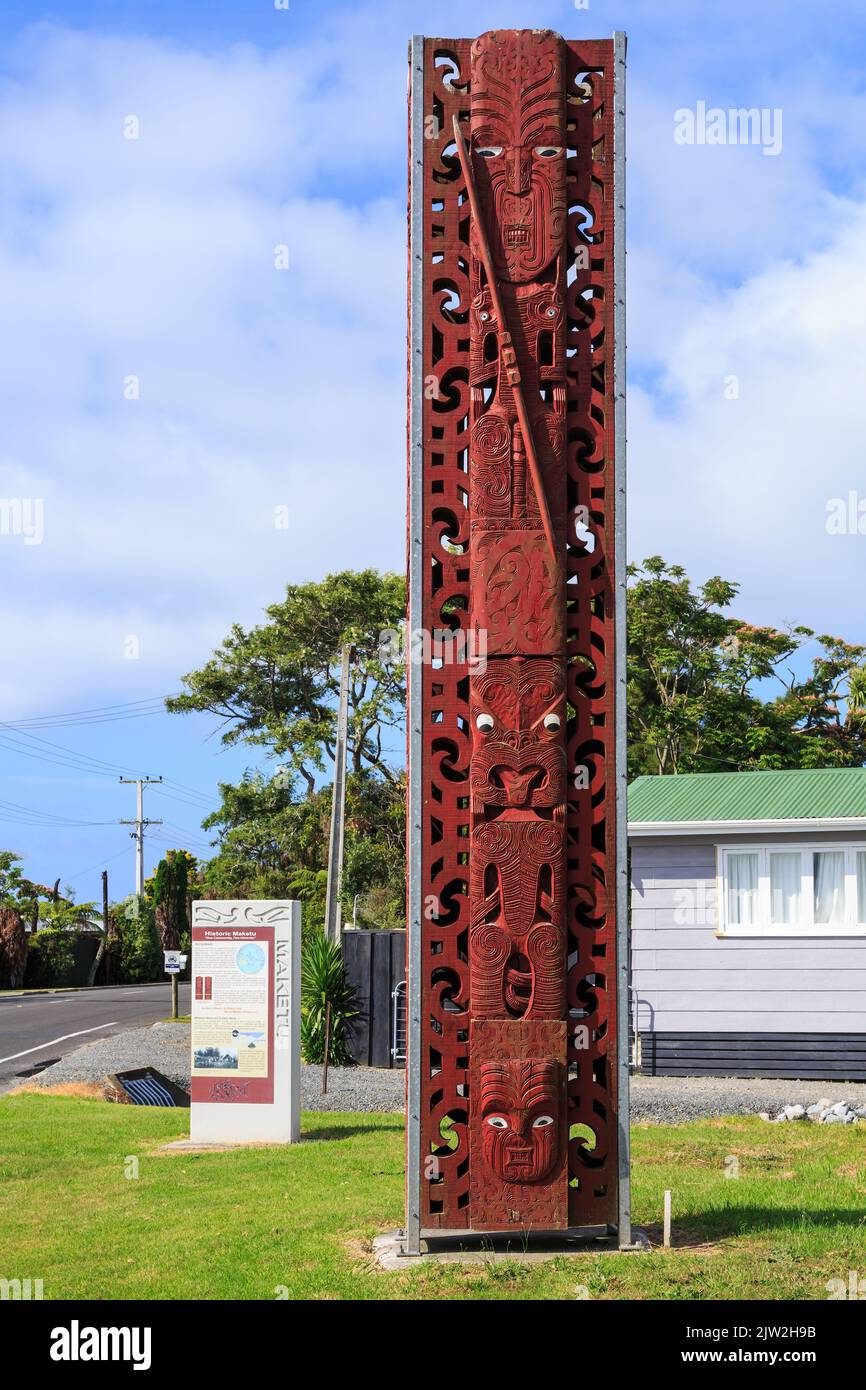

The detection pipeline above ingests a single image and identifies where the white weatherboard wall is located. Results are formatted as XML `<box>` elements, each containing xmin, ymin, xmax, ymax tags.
<box><xmin>190</xmin><ymin>900</ymin><xmax>301</xmax><ymax>1144</ymax></box>
<box><xmin>631</xmin><ymin>833</ymin><xmax>866</xmax><ymax>1033</ymax></box>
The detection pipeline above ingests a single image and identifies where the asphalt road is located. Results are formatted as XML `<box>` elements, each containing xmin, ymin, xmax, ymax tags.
<box><xmin>0</xmin><ymin>983</ymin><xmax>192</xmax><ymax>1093</ymax></box>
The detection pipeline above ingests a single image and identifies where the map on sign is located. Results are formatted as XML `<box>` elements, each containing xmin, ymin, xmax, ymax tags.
<box><xmin>236</xmin><ymin>943</ymin><xmax>266</xmax><ymax>975</ymax></box>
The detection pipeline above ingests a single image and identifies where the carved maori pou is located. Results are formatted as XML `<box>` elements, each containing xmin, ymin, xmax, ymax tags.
<box><xmin>463</xmin><ymin>30</ymin><xmax>569</xmax><ymax>1221</ymax></box>
<box><xmin>409</xmin><ymin>26</ymin><xmax>623</xmax><ymax>1238</ymax></box>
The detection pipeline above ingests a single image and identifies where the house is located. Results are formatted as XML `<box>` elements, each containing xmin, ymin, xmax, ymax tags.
<box><xmin>628</xmin><ymin>767</ymin><xmax>866</xmax><ymax>1080</ymax></box>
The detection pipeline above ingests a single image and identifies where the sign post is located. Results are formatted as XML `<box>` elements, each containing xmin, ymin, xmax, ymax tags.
<box><xmin>164</xmin><ymin>951</ymin><xmax>187</xmax><ymax>1019</ymax></box>
<box><xmin>189</xmin><ymin>900</ymin><xmax>301</xmax><ymax>1144</ymax></box>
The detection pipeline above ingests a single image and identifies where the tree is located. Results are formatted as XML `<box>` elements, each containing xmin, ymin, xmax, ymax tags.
<box><xmin>0</xmin><ymin>905</ymin><xmax>27</xmax><ymax>989</ymax></box>
<box><xmin>166</xmin><ymin>570</ymin><xmax>406</xmax><ymax>793</ymax></box>
<box><xmin>0</xmin><ymin>851</ymin><xmax>39</xmax><ymax>932</ymax></box>
<box><xmin>151</xmin><ymin>850</ymin><xmax>195</xmax><ymax>952</ymax></box>
<box><xmin>116</xmin><ymin>895</ymin><xmax>161</xmax><ymax>983</ymax></box>
<box><xmin>627</xmin><ymin>556</ymin><xmax>866</xmax><ymax>775</ymax></box>
<box><xmin>151</xmin><ymin>850</ymin><xmax>197</xmax><ymax>1017</ymax></box>
<box><xmin>30</xmin><ymin>893</ymin><xmax>98</xmax><ymax>986</ymax></box>
<box><xmin>197</xmin><ymin>769</ymin><xmax>404</xmax><ymax>934</ymax></box>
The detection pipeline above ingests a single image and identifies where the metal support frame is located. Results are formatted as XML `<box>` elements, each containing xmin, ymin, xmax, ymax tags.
<box><xmin>403</xmin><ymin>31</ymin><xmax>425</xmax><ymax>1259</ymax></box>
<box><xmin>391</xmin><ymin>979</ymin><xmax>408</xmax><ymax>1064</ymax></box>
<box><xmin>324</xmin><ymin>645</ymin><xmax>351</xmax><ymax>945</ymax></box>
<box><xmin>612</xmin><ymin>28</ymin><xmax>632</xmax><ymax>1250</ymax></box>
<box><xmin>404</xmin><ymin>28</ymin><xmax>631</xmax><ymax>1254</ymax></box>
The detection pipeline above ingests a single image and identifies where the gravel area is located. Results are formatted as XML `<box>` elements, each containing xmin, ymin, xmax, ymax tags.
<box><xmin>630</xmin><ymin>1074</ymin><xmax>866</xmax><ymax>1124</ymax></box>
<box><xmin>29</xmin><ymin>1023</ymin><xmax>192</xmax><ymax>1091</ymax></box>
<box><xmin>27</xmin><ymin>1022</ymin><xmax>405</xmax><ymax>1112</ymax></box>
<box><xmin>22</xmin><ymin>1023</ymin><xmax>866</xmax><ymax>1121</ymax></box>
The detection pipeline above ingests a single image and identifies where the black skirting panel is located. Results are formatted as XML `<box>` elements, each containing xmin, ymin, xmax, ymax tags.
<box><xmin>639</xmin><ymin>1032</ymin><xmax>866</xmax><ymax>1081</ymax></box>
<box><xmin>342</xmin><ymin>929</ymin><xmax>406</xmax><ymax>1068</ymax></box>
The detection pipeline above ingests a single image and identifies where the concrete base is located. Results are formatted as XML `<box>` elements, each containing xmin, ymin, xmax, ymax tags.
<box><xmin>158</xmin><ymin>1138</ymin><xmax>292</xmax><ymax>1154</ymax></box>
<box><xmin>373</xmin><ymin>1227</ymin><xmax>650</xmax><ymax>1269</ymax></box>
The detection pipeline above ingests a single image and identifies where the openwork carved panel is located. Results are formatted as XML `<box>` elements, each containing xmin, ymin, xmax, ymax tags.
<box><xmin>409</xmin><ymin>29</ymin><xmax>621</xmax><ymax>1234</ymax></box>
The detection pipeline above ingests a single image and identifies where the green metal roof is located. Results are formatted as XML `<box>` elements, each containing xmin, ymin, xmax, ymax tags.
<box><xmin>628</xmin><ymin>768</ymin><xmax>866</xmax><ymax>824</ymax></box>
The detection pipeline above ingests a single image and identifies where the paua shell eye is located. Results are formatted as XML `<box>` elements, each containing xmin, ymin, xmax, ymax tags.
<box><xmin>476</xmin><ymin>145</ymin><xmax>503</xmax><ymax>158</ymax></box>
<box><xmin>532</xmin><ymin>1115</ymin><xmax>555</xmax><ymax>1128</ymax></box>
<box><xmin>534</xmin><ymin>146</ymin><xmax>562</xmax><ymax>158</ymax></box>
<box><xmin>476</xmin><ymin>713</ymin><xmax>495</xmax><ymax>733</ymax></box>
<box><xmin>543</xmin><ymin>713</ymin><xmax>561</xmax><ymax>730</ymax></box>
<box><xmin>486</xmin><ymin>1116</ymin><xmax>509</xmax><ymax>1129</ymax></box>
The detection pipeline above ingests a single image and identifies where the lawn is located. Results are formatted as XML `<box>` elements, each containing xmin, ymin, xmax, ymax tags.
<box><xmin>1</xmin><ymin>1092</ymin><xmax>864</xmax><ymax>1300</ymax></box>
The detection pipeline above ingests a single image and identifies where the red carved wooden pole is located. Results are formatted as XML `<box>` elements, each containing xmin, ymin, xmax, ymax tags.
<box><xmin>462</xmin><ymin>30</ymin><xmax>569</xmax><ymax>1228</ymax></box>
<box><xmin>407</xmin><ymin>28</ymin><xmax>625</xmax><ymax>1242</ymax></box>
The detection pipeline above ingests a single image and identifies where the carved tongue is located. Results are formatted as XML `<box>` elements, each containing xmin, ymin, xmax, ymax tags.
<box><xmin>498</xmin><ymin>767</ymin><xmax>538</xmax><ymax>804</ymax></box>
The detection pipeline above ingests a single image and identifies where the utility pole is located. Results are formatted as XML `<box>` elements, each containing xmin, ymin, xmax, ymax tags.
<box><xmin>119</xmin><ymin>776</ymin><xmax>163</xmax><ymax>899</ymax></box>
<box><xmin>324</xmin><ymin>646</ymin><xmax>352</xmax><ymax>945</ymax></box>
<box><xmin>87</xmin><ymin>869</ymin><xmax>111</xmax><ymax>987</ymax></box>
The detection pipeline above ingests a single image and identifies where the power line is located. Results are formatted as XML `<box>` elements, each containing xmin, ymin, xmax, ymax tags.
<box><xmin>65</xmin><ymin>845</ymin><xmax>135</xmax><ymax>883</ymax></box>
<box><xmin>0</xmin><ymin>796</ymin><xmax>117</xmax><ymax>826</ymax></box>
<box><xmin>1</xmin><ymin>708</ymin><xmax>168</xmax><ymax>731</ymax></box>
<box><xmin>0</xmin><ymin>694</ymin><xmax>177</xmax><ymax>727</ymax></box>
<box><xmin>0</xmin><ymin>725</ymin><xmax>220</xmax><ymax>806</ymax></box>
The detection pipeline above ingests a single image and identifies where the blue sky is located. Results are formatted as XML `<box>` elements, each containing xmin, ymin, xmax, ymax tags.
<box><xmin>2</xmin><ymin>0</ymin><xmax>866</xmax><ymax>904</ymax></box>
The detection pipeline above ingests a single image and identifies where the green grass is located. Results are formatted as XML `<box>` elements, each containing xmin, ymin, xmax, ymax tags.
<box><xmin>1</xmin><ymin>1093</ymin><xmax>864</xmax><ymax>1300</ymax></box>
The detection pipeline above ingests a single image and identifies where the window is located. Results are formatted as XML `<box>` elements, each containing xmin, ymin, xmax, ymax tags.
<box><xmin>813</xmin><ymin>851</ymin><xmax>845</xmax><ymax>926</ymax></box>
<box><xmin>719</xmin><ymin>843</ymin><xmax>866</xmax><ymax>936</ymax></box>
<box><xmin>727</xmin><ymin>852</ymin><xmax>758</xmax><ymax>926</ymax></box>
<box><xmin>769</xmin><ymin>852</ymin><xmax>800</xmax><ymax>925</ymax></box>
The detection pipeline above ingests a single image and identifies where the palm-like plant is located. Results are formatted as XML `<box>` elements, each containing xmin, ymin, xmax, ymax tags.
<box><xmin>848</xmin><ymin>666</ymin><xmax>866</xmax><ymax>729</ymax></box>
<box><xmin>300</xmin><ymin>933</ymin><xmax>357</xmax><ymax>1065</ymax></box>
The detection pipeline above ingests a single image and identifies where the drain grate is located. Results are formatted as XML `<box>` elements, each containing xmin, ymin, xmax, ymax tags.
<box><xmin>107</xmin><ymin>1067</ymin><xmax>190</xmax><ymax>1108</ymax></box>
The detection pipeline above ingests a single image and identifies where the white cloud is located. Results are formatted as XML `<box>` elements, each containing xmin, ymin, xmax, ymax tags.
<box><xmin>0</xmin><ymin>25</ymin><xmax>406</xmax><ymax>717</ymax></box>
<box><xmin>2</xmin><ymin>10</ymin><xmax>866</xmax><ymax>732</ymax></box>
<box><xmin>629</xmin><ymin>200</ymin><xmax>866</xmax><ymax>637</ymax></box>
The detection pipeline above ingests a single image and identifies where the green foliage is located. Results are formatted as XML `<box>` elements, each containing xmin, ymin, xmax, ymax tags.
<box><xmin>167</xmin><ymin>569</ymin><xmax>406</xmax><ymax>793</ymax></box>
<box><xmin>27</xmin><ymin>896</ymin><xmax>98</xmax><ymax>986</ymax></box>
<box><xmin>198</xmin><ymin>768</ymin><xmax>404</xmax><ymax>933</ymax></box>
<box><xmin>115</xmin><ymin>895</ymin><xmax>162</xmax><ymax>983</ymax></box>
<box><xmin>340</xmin><ymin>771</ymin><xmax>405</xmax><ymax>930</ymax></box>
<box><xmin>0</xmin><ymin>851</ymin><xmax>28</xmax><ymax>907</ymax></box>
<box><xmin>0</xmin><ymin>851</ymin><xmax>41</xmax><ymax>930</ymax></box>
<box><xmin>26</xmin><ymin>927</ymin><xmax>75</xmax><ymax>984</ymax></box>
<box><xmin>166</xmin><ymin>568</ymin><xmax>407</xmax><ymax>932</ymax></box>
<box><xmin>627</xmin><ymin>556</ymin><xmax>866</xmax><ymax>776</ymax></box>
<box><xmin>300</xmin><ymin>933</ymin><xmax>357</xmax><ymax>1065</ymax></box>
<box><xmin>150</xmin><ymin>849</ymin><xmax>196</xmax><ymax>952</ymax></box>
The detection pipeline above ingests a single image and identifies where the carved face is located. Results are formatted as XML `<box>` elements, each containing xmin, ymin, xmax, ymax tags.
<box><xmin>470</xmin><ymin>30</ymin><xmax>565</xmax><ymax>283</ymax></box>
<box><xmin>471</xmin><ymin>659</ymin><xmax>565</xmax><ymax>810</ymax></box>
<box><xmin>479</xmin><ymin>1057</ymin><xmax>561</xmax><ymax>1183</ymax></box>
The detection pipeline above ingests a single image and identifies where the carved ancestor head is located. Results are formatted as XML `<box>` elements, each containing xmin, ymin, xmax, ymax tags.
<box><xmin>470</xmin><ymin>29</ymin><xmax>565</xmax><ymax>284</ymax></box>
<box><xmin>471</xmin><ymin>658</ymin><xmax>565</xmax><ymax>812</ymax></box>
<box><xmin>478</xmin><ymin>1057</ymin><xmax>562</xmax><ymax>1183</ymax></box>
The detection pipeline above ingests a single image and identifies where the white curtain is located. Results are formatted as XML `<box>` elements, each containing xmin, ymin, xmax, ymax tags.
<box><xmin>857</xmin><ymin>852</ymin><xmax>866</xmax><ymax>925</ymax></box>
<box><xmin>728</xmin><ymin>853</ymin><xmax>758</xmax><ymax>926</ymax></box>
<box><xmin>770</xmin><ymin>853</ymin><xmax>800</xmax><ymax>925</ymax></box>
<box><xmin>813</xmin><ymin>851</ymin><xmax>845</xmax><ymax>926</ymax></box>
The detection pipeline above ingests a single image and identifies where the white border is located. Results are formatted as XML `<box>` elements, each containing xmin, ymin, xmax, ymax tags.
<box><xmin>630</xmin><ymin>816</ymin><xmax>866</xmax><ymax>837</ymax></box>
<box><xmin>716</xmin><ymin>842</ymin><xmax>866</xmax><ymax>938</ymax></box>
